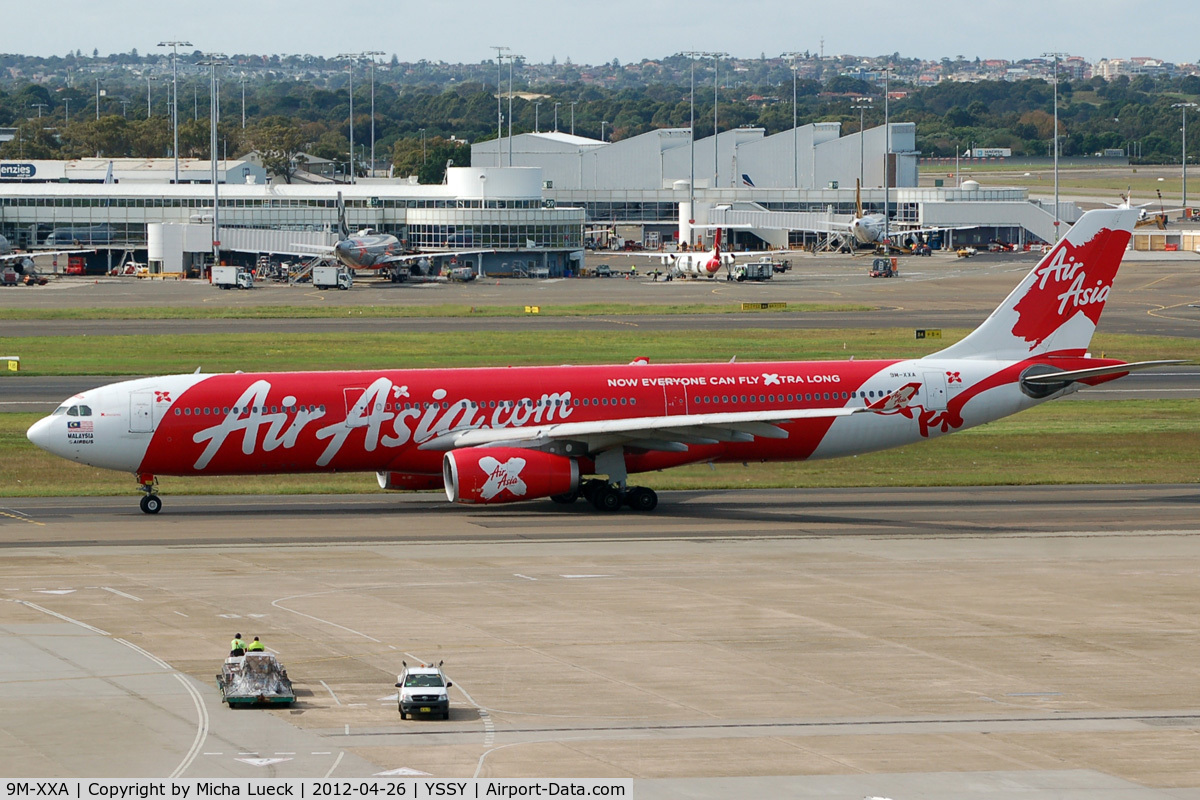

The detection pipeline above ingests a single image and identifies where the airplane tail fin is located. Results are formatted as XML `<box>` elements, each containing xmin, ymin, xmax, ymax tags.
<box><xmin>713</xmin><ymin>227</ymin><xmax>722</xmax><ymax>257</ymax></box>
<box><xmin>932</xmin><ymin>208</ymin><xmax>1138</xmax><ymax>360</ymax></box>
<box><xmin>336</xmin><ymin>191</ymin><xmax>349</xmax><ymax>240</ymax></box>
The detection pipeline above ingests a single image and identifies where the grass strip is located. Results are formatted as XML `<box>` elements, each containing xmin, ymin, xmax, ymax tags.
<box><xmin>0</xmin><ymin>330</ymin><xmax>1192</xmax><ymax>376</ymax></box>
<box><xmin>0</xmin><ymin>302</ymin><xmax>871</xmax><ymax>321</ymax></box>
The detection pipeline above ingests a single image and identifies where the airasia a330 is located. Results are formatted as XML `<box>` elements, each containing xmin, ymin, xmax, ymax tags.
<box><xmin>27</xmin><ymin>209</ymin><xmax>1178</xmax><ymax>514</ymax></box>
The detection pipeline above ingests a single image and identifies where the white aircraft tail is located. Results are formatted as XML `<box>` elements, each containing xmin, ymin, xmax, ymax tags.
<box><xmin>932</xmin><ymin>208</ymin><xmax>1138</xmax><ymax>360</ymax></box>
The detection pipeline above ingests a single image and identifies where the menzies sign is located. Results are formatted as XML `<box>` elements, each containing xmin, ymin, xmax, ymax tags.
<box><xmin>0</xmin><ymin>163</ymin><xmax>36</xmax><ymax>179</ymax></box>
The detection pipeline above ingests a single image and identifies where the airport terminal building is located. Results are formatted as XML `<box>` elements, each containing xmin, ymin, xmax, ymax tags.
<box><xmin>0</xmin><ymin>167</ymin><xmax>585</xmax><ymax>276</ymax></box>
<box><xmin>473</xmin><ymin>124</ymin><xmax>1075</xmax><ymax>249</ymax></box>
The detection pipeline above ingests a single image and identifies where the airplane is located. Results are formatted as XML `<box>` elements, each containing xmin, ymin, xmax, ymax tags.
<box><xmin>805</xmin><ymin>181</ymin><xmax>968</xmax><ymax>252</ymax></box>
<box><xmin>0</xmin><ymin>234</ymin><xmax>92</xmax><ymax>286</ymax></box>
<box><xmin>628</xmin><ymin>227</ymin><xmax>790</xmax><ymax>280</ymax></box>
<box><xmin>25</xmin><ymin>208</ymin><xmax>1180</xmax><ymax>515</ymax></box>
<box><xmin>297</xmin><ymin>193</ymin><xmax>492</xmax><ymax>283</ymax></box>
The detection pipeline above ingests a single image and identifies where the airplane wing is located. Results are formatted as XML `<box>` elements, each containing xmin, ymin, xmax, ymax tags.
<box><xmin>1</xmin><ymin>249</ymin><xmax>94</xmax><ymax>265</ymax></box>
<box><xmin>417</xmin><ymin>382</ymin><xmax>924</xmax><ymax>454</ymax></box>
<box><xmin>418</xmin><ymin>406</ymin><xmax>871</xmax><ymax>453</ymax></box>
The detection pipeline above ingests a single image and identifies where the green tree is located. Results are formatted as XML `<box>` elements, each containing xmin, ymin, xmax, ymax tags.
<box><xmin>245</xmin><ymin>116</ymin><xmax>307</xmax><ymax>183</ymax></box>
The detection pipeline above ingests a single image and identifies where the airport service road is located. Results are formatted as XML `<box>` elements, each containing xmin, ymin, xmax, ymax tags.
<box><xmin>2</xmin><ymin>485</ymin><xmax>1200</xmax><ymax>797</ymax></box>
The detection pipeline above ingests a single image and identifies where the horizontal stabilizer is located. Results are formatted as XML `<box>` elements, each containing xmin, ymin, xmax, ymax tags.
<box><xmin>1021</xmin><ymin>359</ymin><xmax>1187</xmax><ymax>385</ymax></box>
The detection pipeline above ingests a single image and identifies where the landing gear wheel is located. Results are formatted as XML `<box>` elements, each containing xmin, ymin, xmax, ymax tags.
<box><xmin>140</xmin><ymin>494</ymin><xmax>162</xmax><ymax>515</ymax></box>
<box><xmin>580</xmin><ymin>479</ymin><xmax>604</xmax><ymax>505</ymax></box>
<box><xmin>625</xmin><ymin>487</ymin><xmax>658</xmax><ymax>511</ymax></box>
<box><xmin>591</xmin><ymin>485</ymin><xmax>622</xmax><ymax>512</ymax></box>
<box><xmin>550</xmin><ymin>490</ymin><xmax>579</xmax><ymax>505</ymax></box>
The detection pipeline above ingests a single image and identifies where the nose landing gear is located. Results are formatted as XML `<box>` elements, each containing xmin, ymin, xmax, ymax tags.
<box><xmin>137</xmin><ymin>473</ymin><xmax>161</xmax><ymax>514</ymax></box>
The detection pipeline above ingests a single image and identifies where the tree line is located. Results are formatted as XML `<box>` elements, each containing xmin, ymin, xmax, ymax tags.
<box><xmin>1</xmin><ymin>71</ymin><xmax>1197</xmax><ymax>180</ymax></box>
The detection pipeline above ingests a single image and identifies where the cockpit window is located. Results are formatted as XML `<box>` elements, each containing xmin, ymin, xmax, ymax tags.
<box><xmin>77</xmin><ymin>405</ymin><xmax>92</xmax><ymax>416</ymax></box>
<box><xmin>52</xmin><ymin>406</ymin><xmax>68</xmax><ymax>416</ymax></box>
<box><xmin>66</xmin><ymin>406</ymin><xmax>79</xmax><ymax>416</ymax></box>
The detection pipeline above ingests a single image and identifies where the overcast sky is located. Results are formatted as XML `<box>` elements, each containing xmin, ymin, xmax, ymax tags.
<box><xmin>6</xmin><ymin>0</ymin><xmax>1197</xmax><ymax>66</ymax></box>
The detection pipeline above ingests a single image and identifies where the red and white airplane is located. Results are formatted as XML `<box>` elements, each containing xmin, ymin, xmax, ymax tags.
<box><xmin>634</xmin><ymin>228</ymin><xmax>788</xmax><ymax>279</ymax></box>
<box><xmin>27</xmin><ymin>208</ymin><xmax>1176</xmax><ymax>515</ymax></box>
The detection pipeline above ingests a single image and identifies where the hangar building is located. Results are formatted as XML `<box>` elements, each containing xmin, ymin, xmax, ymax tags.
<box><xmin>473</xmin><ymin>124</ymin><xmax>1075</xmax><ymax>249</ymax></box>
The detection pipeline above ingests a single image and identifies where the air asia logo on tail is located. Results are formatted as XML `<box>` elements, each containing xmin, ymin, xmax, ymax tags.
<box><xmin>479</xmin><ymin>456</ymin><xmax>528</xmax><ymax>500</ymax></box>
<box><xmin>1011</xmin><ymin>227</ymin><xmax>1128</xmax><ymax>350</ymax></box>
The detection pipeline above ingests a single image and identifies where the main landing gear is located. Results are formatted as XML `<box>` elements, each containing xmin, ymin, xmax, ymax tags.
<box><xmin>553</xmin><ymin>479</ymin><xmax>658</xmax><ymax>512</ymax></box>
<box><xmin>137</xmin><ymin>473</ymin><xmax>162</xmax><ymax>514</ymax></box>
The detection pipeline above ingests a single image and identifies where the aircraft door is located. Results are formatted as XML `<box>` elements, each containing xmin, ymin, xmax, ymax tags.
<box><xmin>923</xmin><ymin>372</ymin><xmax>948</xmax><ymax>412</ymax></box>
<box><xmin>663</xmin><ymin>384</ymin><xmax>688</xmax><ymax>416</ymax></box>
<box><xmin>129</xmin><ymin>391</ymin><xmax>153</xmax><ymax>433</ymax></box>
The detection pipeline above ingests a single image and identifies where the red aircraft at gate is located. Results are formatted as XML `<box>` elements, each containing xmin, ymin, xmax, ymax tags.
<box><xmin>26</xmin><ymin>209</ymin><xmax>1177</xmax><ymax>514</ymax></box>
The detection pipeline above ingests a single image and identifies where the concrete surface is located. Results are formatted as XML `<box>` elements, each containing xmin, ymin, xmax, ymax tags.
<box><xmin>1</xmin><ymin>486</ymin><xmax>1199</xmax><ymax>797</ymax></box>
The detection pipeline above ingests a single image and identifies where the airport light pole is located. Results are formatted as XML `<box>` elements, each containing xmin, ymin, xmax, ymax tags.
<box><xmin>570</xmin><ymin>101</ymin><xmax>577</xmax><ymax>136</ymax></box>
<box><xmin>601</xmin><ymin>120</ymin><xmax>608</xmax><ymax>142</ymax></box>
<box><xmin>870</xmin><ymin>66</ymin><xmax>893</xmax><ymax>246</ymax></box>
<box><xmin>420</xmin><ymin>128</ymin><xmax>426</xmax><ymax>165</ymax></box>
<box><xmin>240</xmin><ymin>74</ymin><xmax>246</xmax><ymax>128</ymax></box>
<box><xmin>199</xmin><ymin>54</ymin><xmax>228</xmax><ymax>277</ymax></box>
<box><xmin>534</xmin><ymin>101</ymin><xmax>541</xmax><ymax>133</ymax></box>
<box><xmin>95</xmin><ymin>78</ymin><xmax>101</xmax><ymax>120</ymax></box>
<box><xmin>157</xmin><ymin>40</ymin><xmax>192</xmax><ymax>184</ymax></box>
<box><xmin>1172</xmin><ymin>102</ymin><xmax>1197</xmax><ymax>213</ymax></box>
<box><xmin>491</xmin><ymin>45</ymin><xmax>509</xmax><ymax>166</ymax></box>
<box><xmin>362</xmin><ymin>51</ymin><xmax>384</xmax><ymax>177</ymax></box>
<box><xmin>146</xmin><ymin>75</ymin><xmax>157</xmax><ymax>118</ymax></box>
<box><xmin>782</xmin><ymin>52</ymin><xmax>802</xmax><ymax>189</ymax></box>
<box><xmin>710</xmin><ymin>52</ymin><xmax>727</xmax><ymax>187</ymax></box>
<box><xmin>1043</xmin><ymin>52</ymin><xmax>1067</xmax><ymax>241</ymax></box>
<box><xmin>506</xmin><ymin>53</ymin><xmax>521</xmax><ymax>166</ymax></box>
<box><xmin>336</xmin><ymin>53</ymin><xmax>361</xmax><ymax>183</ymax></box>
<box><xmin>682</xmin><ymin>51</ymin><xmax>705</xmax><ymax>247</ymax></box>
<box><xmin>31</xmin><ymin>103</ymin><xmax>47</xmax><ymax>118</ymax></box>
<box><xmin>851</xmin><ymin>97</ymin><xmax>872</xmax><ymax>190</ymax></box>
<box><xmin>553</xmin><ymin>101</ymin><xmax>560</xmax><ymax>132</ymax></box>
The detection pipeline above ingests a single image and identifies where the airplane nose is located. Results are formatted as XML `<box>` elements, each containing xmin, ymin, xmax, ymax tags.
<box><xmin>26</xmin><ymin>416</ymin><xmax>54</xmax><ymax>451</ymax></box>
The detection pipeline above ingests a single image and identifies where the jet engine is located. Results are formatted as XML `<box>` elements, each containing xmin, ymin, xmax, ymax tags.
<box><xmin>443</xmin><ymin>447</ymin><xmax>579</xmax><ymax>505</ymax></box>
<box><xmin>377</xmin><ymin>471</ymin><xmax>445</xmax><ymax>491</ymax></box>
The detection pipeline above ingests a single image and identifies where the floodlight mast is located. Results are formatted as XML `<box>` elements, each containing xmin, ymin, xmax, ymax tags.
<box><xmin>157</xmin><ymin>40</ymin><xmax>192</xmax><ymax>185</ymax></box>
<box><xmin>362</xmin><ymin>51</ymin><xmax>384</xmax><ymax>177</ymax></box>
<box><xmin>782</xmin><ymin>52</ymin><xmax>803</xmax><ymax>189</ymax></box>
<box><xmin>199</xmin><ymin>54</ymin><xmax>228</xmax><ymax>276</ymax></box>
<box><xmin>709</xmin><ymin>52</ymin><xmax>727</xmax><ymax>187</ymax></box>
<box><xmin>870</xmin><ymin>66</ymin><xmax>894</xmax><ymax>247</ymax></box>
<box><xmin>491</xmin><ymin>46</ymin><xmax>509</xmax><ymax>167</ymax></box>
<box><xmin>1043</xmin><ymin>52</ymin><xmax>1067</xmax><ymax>241</ymax></box>
<box><xmin>681</xmin><ymin>51</ymin><xmax>706</xmax><ymax>246</ymax></box>
<box><xmin>336</xmin><ymin>53</ymin><xmax>363</xmax><ymax>183</ymax></box>
<box><xmin>1172</xmin><ymin>102</ymin><xmax>1198</xmax><ymax>212</ymax></box>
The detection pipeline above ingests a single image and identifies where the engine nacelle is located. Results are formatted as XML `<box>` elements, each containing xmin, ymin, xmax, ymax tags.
<box><xmin>377</xmin><ymin>471</ymin><xmax>444</xmax><ymax>491</ymax></box>
<box><xmin>443</xmin><ymin>447</ymin><xmax>579</xmax><ymax>505</ymax></box>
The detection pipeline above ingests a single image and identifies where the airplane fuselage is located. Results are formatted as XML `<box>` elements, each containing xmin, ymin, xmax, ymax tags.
<box><xmin>333</xmin><ymin>234</ymin><xmax>406</xmax><ymax>270</ymax></box>
<box><xmin>27</xmin><ymin>354</ymin><xmax>1115</xmax><ymax>482</ymax></box>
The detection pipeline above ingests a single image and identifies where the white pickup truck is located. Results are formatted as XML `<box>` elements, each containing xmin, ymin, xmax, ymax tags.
<box><xmin>395</xmin><ymin>661</ymin><xmax>452</xmax><ymax>720</ymax></box>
